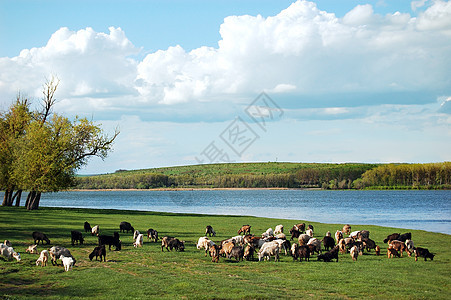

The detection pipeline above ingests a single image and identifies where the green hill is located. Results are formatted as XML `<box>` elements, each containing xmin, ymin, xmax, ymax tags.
<box><xmin>75</xmin><ymin>162</ymin><xmax>374</xmax><ymax>189</ymax></box>
<box><xmin>74</xmin><ymin>162</ymin><xmax>451</xmax><ymax>190</ymax></box>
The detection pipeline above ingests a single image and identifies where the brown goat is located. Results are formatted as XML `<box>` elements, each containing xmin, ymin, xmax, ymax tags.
<box><xmin>387</xmin><ymin>248</ymin><xmax>400</xmax><ymax>258</ymax></box>
<box><xmin>375</xmin><ymin>245</ymin><xmax>381</xmax><ymax>256</ymax></box>
<box><xmin>389</xmin><ymin>240</ymin><xmax>411</xmax><ymax>257</ymax></box>
<box><xmin>209</xmin><ymin>245</ymin><xmax>220</xmax><ymax>263</ymax></box>
<box><xmin>342</xmin><ymin>224</ymin><xmax>351</xmax><ymax>235</ymax></box>
<box><xmin>219</xmin><ymin>241</ymin><xmax>235</xmax><ymax>257</ymax></box>
<box><xmin>244</xmin><ymin>244</ymin><xmax>256</xmax><ymax>261</ymax></box>
<box><xmin>238</xmin><ymin>225</ymin><xmax>251</xmax><ymax>235</ymax></box>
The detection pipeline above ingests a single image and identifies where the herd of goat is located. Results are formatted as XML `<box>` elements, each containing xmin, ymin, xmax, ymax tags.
<box><xmin>196</xmin><ymin>224</ymin><xmax>435</xmax><ymax>263</ymax></box>
<box><xmin>1</xmin><ymin>221</ymin><xmax>435</xmax><ymax>272</ymax></box>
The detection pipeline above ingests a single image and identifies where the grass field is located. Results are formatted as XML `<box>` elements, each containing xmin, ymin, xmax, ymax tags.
<box><xmin>1</xmin><ymin>206</ymin><xmax>450</xmax><ymax>299</ymax></box>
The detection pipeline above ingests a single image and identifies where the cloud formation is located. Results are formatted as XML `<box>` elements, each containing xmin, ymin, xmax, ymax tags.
<box><xmin>0</xmin><ymin>0</ymin><xmax>450</xmax><ymax>119</ymax></box>
<box><xmin>135</xmin><ymin>0</ymin><xmax>451</xmax><ymax>106</ymax></box>
<box><xmin>0</xmin><ymin>27</ymin><xmax>138</xmax><ymax>109</ymax></box>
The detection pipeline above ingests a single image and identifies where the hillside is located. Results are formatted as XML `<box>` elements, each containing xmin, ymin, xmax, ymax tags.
<box><xmin>73</xmin><ymin>162</ymin><xmax>451</xmax><ymax>190</ymax></box>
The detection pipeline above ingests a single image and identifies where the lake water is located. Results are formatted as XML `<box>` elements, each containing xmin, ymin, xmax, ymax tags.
<box><xmin>21</xmin><ymin>189</ymin><xmax>450</xmax><ymax>235</ymax></box>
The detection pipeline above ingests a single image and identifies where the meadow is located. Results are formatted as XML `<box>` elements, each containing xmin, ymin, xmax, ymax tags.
<box><xmin>1</xmin><ymin>206</ymin><xmax>450</xmax><ymax>299</ymax></box>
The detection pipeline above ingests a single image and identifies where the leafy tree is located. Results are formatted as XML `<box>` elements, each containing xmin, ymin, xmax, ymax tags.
<box><xmin>0</xmin><ymin>95</ymin><xmax>32</xmax><ymax>206</ymax></box>
<box><xmin>1</xmin><ymin>77</ymin><xmax>119</xmax><ymax>210</ymax></box>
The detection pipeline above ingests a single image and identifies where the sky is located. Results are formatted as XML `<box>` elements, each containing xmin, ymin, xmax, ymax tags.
<box><xmin>0</xmin><ymin>0</ymin><xmax>450</xmax><ymax>174</ymax></box>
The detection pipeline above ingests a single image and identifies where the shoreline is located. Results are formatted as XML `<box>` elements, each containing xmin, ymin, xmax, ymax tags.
<box><xmin>5</xmin><ymin>205</ymin><xmax>450</xmax><ymax>235</ymax></box>
<box><xmin>27</xmin><ymin>190</ymin><xmax>451</xmax><ymax>235</ymax></box>
<box><xmin>66</xmin><ymin>187</ymin><xmax>323</xmax><ymax>192</ymax></box>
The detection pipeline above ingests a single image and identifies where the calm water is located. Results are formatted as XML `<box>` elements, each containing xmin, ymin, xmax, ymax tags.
<box><xmin>24</xmin><ymin>189</ymin><xmax>450</xmax><ymax>234</ymax></box>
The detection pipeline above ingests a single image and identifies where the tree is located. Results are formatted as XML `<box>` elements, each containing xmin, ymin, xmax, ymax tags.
<box><xmin>1</xmin><ymin>77</ymin><xmax>119</xmax><ymax>210</ymax></box>
<box><xmin>0</xmin><ymin>95</ymin><xmax>32</xmax><ymax>206</ymax></box>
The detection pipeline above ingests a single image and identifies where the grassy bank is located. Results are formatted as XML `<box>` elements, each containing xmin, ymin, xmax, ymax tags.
<box><xmin>1</xmin><ymin>206</ymin><xmax>450</xmax><ymax>299</ymax></box>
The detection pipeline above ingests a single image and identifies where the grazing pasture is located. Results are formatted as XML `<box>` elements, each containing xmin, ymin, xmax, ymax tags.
<box><xmin>0</xmin><ymin>206</ymin><xmax>450</xmax><ymax>299</ymax></box>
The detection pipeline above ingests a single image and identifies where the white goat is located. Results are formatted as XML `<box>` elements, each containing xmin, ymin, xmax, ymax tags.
<box><xmin>26</xmin><ymin>244</ymin><xmax>38</xmax><ymax>254</ymax></box>
<box><xmin>258</xmin><ymin>242</ymin><xmax>280</xmax><ymax>262</ymax></box>
<box><xmin>60</xmin><ymin>255</ymin><xmax>74</xmax><ymax>272</ymax></box>
<box><xmin>36</xmin><ymin>250</ymin><xmax>49</xmax><ymax>267</ymax></box>
<box><xmin>91</xmin><ymin>225</ymin><xmax>99</xmax><ymax>236</ymax></box>
<box><xmin>134</xmin><ymin>233</ymin><xmax>144</xmax><ymax>248</ymax></box>
<box><xmin>133</xmin><ymin>230</ymin><xmax>141</xmax><ymax>241</ymax></box>
<box><xmin>274</xmin><ymin>225</ymin><xmax>284</xmax><ymax>235</ymax></box>
<box><xmin>349</xmin><ymin>230</ymin><xmax>361</xmax><ymax>239</ymax></box>
<box><xmin>276</xmin><ymin>233</ymin><xmax>286</xmax><ymax>240</ymax></box>
<box><xmin>232</xmin><ymin>235</ymin><xmax>244</xmax><ymax>246</ymax></box>
<box><xmin>261</xmin><ymin>228</ymin><xmax>274</xmax><ymax>238</ymax></box>
<box><xmin>0</xmin><ymin>246</ymin><xmax>21</xmax><ymax>261</ymax></box>
<box><xmin>196</xmin><ymin>236</ymin><xmax>215</xmax><ymax>256</ymax></box>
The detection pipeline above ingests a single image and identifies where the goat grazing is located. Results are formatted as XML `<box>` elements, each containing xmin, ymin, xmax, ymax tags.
<box><xmin>147</xmin><ymin>228</ymin><xmax>159</xmax><ymax>242</ymax></box>
<box><xmin>36</xmin><ymin>250</ymin><xmax>49</xmax><ymax>267</ymax></box>
<box><xmin>60</xmin><ymin>255</ymin><xmax>74</xmax><ymax>272</ymax></box>
<box><xmin>84</xmin><ymin>221</ymin><xmax>92</xmax><ymax>233</ymax></box>
<box><xmin>134</xmin><ymin>233</ymin><xmax>144</xmax><ymax>248</ymax></box>
<box><xmin>89</xmin><ymin>245</ymin><xmax>106</xmax><ymax>262</ymax></box>
<box><xmin>205</xmin><ymin>225</ymin><xmax>216</xmax><ymax>237</ymax></box>
<box><xmin>32</xmin><ymin>231</ymin><xmax>50</xmax><ymax>245</ymax></box>
<box><xmin>26</xmin><ymin>244</ymin><xmax>38</xmax><ymax>254</ymax></box>
<box><xmin>91</xmin><ymin>225</ymin><xmax>100</xmax><ymax>236</ymax></box>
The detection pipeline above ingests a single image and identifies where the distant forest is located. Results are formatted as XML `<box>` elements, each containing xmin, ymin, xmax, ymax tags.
<box><xmin>73</xmin><ymin>162</ymin><xmax>451</xmax><ymax>190</ymax></box>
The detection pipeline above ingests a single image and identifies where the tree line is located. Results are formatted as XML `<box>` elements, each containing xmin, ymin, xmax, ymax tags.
<box><xmin>356</xmin><ymin>162</ymin><xmax>451</xmax><ymax>189</ymax></box>
<box><xmin>1</xmin><ymin>78</ymin><xmax>118</xmax><ymax>209</ymax></box>
<box><xmin>73</xmin><ymin>162</ymin><xmax>451</xmax><ymax>190</ymax></box>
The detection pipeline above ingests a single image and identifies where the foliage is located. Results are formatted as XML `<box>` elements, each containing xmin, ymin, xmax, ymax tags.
<box><xmin>359</xmin><ymin>162</ymin><xmax>451</xmax><ymax>189</ymax></box>
<box><xmin>11</xmin><ymin>115</ymin><xmax>117</xmax><ymax>193</ymax></box>
<box><xmin>0</xmin><ymin>78</ymin><xmax>118</xmax><ymax>209</ymax></box>
<box><xmin>0</xmin><ymin>96</ymin><xmax>32</xmax><ymax>191</ymax></box>
<box><xmin>0</xmin><ymin>206</ymin><xmax>450</xmax><ymax>299</ymax></box>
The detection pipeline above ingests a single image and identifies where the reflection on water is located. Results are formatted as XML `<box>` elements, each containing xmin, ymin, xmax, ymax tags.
<box><xmin>3</xmin><ymin>189</ymin><xmax>450</xmax><ymax>234</ymax></box>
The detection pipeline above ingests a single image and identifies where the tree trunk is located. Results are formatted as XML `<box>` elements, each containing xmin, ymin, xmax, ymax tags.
<box><xmin>26</xmin><ymin>191</ymin><xmax>41</xmax><ymax>210</ymax></box>
<box><xmin>14</xmin><ymin>190</ymin><xmax>22</xmax><ymax>207</ymax></box>
<box><xmin>2</xmin><ymin>189</ymin><xmax>13</xmax><ymax>206</ymax></box>
<box><xmin>25</xmin><ymin>191</ymin><xmax>34</xmax><ymax>208</ymax></box>
<box><xmin>2</xmin><ymin>189</ymin><xmax>10</xmax><ymax>206</ymax></box>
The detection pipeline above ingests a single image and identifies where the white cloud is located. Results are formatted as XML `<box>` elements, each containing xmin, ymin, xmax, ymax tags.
<box><xmin>343</xmin><ymin>4</ymin><xmax>376</xmax><ymax>25</ymax></box>
<box><xmin>266</xmin><ymin>84</ymin><xmax>297</xmax><ymax>94</ymax></box>
<box><xmin>323</xmin><ymin>107</ymin><xmax>349</xmax><ymax>115</ymax></box>
<box><xmin>0</xmin><ymin>27</ymin><xmax>138</xmax><ymax>109</ymax></box>
<box><xmin>439</xmin><ymin>96</ymin><xmax>451</xmax><ymax>114</ymax></box>
<box><xmin>0</xmin><ymin>0</ymin><xmax>450</xmax><ymax>119</ymax></box>
<box><xmin>411</xmin><ymin>0</ymin><xmax>428</xmax><ymax>11</ymax></box>
<box><xmin>135</xmin><ymin>0</ymin><xmax>451</xmax><ymax>106</ymax></box>
<box><xmin>416</xmin><ymin>0</ymin><xmax>451</xmax><ymax>31</ymax></box>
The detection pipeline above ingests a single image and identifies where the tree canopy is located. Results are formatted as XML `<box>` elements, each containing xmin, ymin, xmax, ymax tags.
<box><xmin>1</xmin><ymin>78</ymin><xmax>119</xmax><ymax>209</ymax></box>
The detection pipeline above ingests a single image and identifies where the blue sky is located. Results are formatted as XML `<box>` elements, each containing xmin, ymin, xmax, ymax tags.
<box><xmin>1</xmin><ymin>0</ymin><xmax>450</xmax><ymax>174</ymax></box>
<box><xmin>0</xmin><ymin>1</ymin><xmax>421</xmax><ymax>57</ymax></box>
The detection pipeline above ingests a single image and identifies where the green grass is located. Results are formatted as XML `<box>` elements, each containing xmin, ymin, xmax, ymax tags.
<box><xmin>1</xmin><ymin>206</ymin><xmax>450</xmax><ymax>299</ymax></box>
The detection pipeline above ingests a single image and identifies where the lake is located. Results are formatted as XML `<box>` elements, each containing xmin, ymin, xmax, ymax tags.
<box><xmin>20</xmin><ymin>189</ymin><xmax>450</xmax><ymax>235</ymax></box>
